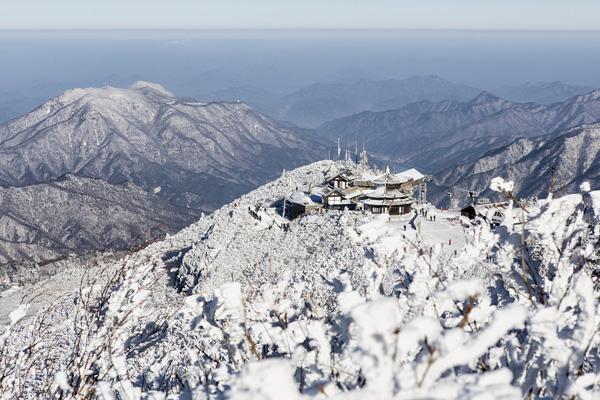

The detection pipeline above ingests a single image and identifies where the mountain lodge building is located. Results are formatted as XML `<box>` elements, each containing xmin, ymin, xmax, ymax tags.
<box><xmin>322</xmin><ymin>186</ymin><xmax>356</xmax><ymax>210</ymax></box>
<box><xmin>283</xmin><ymin>166</ymin><xmax>428</xmax><ymax>218</ymax></box>
<box><xmin>326</xmin><ymin>172</ymin><xmax>356</xmax><ymax>190</ymax></box>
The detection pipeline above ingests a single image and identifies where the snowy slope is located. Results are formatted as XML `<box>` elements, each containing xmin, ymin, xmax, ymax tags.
<box><xmin>0</xmin><ymin>175</ymin><xmax>195</xmax><ymax>264</ymax></box>
<box><xmin>2</xmin><ymin>160</ymin><xmax>599</xmax><ymax>399</ymax></box>
<box><xmin>434</xmin><ymin>123</ymin><xmax>600</xmax><ymax>205</ymax></box>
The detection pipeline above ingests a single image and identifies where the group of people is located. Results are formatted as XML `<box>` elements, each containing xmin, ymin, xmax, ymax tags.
<box><xmin>418</xmin><ymin>207</ymin><xmax>437</xmax><ymax>221</ymax></box>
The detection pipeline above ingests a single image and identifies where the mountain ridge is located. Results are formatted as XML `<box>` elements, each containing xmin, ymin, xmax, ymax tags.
<box><xmin>492</xmin><ymin>80</ymin><xmax>595</xmax><ymax>104</ymax></box>
<box><xmin>317</xmin><ymin>88</ymin><xmax>600</xmax><ymax>172</ymax></box>
<box><xmin>199</xmin><ymin>75</ymin><xmax>482</xmax><ymax>127</ymax></box>
<box><xmin>432</xmin><ymin>123</ymin><xmax>600</xmax><ymax>205</ymax></box>
<box><xmin>0</xmin><ymin>82</ymin><xmax>324</xmax><ymax>210</ymax></box>
<box><xmin>0</xmin><ymin>174</ymin><xmax>195</xmax><ymax>264</ymax></box>
<box><xmin>0</xmin><ymin>82</ymin><xmax>325</xmax><ymax>263</ymax></box>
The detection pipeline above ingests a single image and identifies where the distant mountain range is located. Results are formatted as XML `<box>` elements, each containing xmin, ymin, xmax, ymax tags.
<box><xmin>0</xmin><ymin>82</ymin><xmax>323</xmax><ymax>262</ymax></box>
<box><xmin>2</xmin><ymin>77</ymin><xmax>596</xmax><ymax>128</ymax></box>
<box><xmin>199</xmin><ymin>75</ymin><xmax>481</xmax><ymax>127</ymax></box>
<box><xmin>317</xmin><ymin>90</ymin><xmax>600</xmax><ymax>173</ymax></box>
<box><xmin>432</xmin><ymin>123</ymin><xmax>600</xmax><ymax>205</ymax></box>
<box><xmin>492</xmin><ymin>81</ymin><xmax>594</xmax><ymax>104</ymax></box>
<box><xmin>198</xmin><ymin>76</ymin><xmax>598</xmax><ymax>128</ymax></box>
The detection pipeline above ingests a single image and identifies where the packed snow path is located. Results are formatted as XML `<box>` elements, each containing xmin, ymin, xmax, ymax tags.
<box><xmin>419</xmin><ymin>216</ymin><xmax>466</xmax><ymax>250</ymax></box>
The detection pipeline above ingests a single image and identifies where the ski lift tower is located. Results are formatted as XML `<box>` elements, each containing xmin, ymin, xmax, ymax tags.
<box><xmin>445</xmin><ymin>185</ymin><xmax>481</xmax><ymax>208</ymax></box>
<box><xmin>418</xmin><ymin>175</ymin><xmax>432</xmax><ymax>204</ymax></box>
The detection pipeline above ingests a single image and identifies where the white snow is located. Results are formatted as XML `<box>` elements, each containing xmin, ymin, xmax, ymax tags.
<box><xmin>419</xmin><ymin>217</ymin><xmax>466</xmax><ymax>249</ymax></box>
<box><xmin>54</xmin><ymin>371</ymin><xmax>71</xmax><ymax>392</ymax></box>
<box><xmin>130</xmin><ymin>81</ymin><xmax>174</xmax><ymax>97</ymax></box>
<box><xmin>288</xmin><ymin>190</ymin><xmax>315</xmax><ymax>205</ymax></box>
<box><xmin>580</xmin><ymin>181</ymin><xmax>591</xmax><ymax>192</ymax></box>
<box><xmin>230</xmin><ymin>360</ymin><xmax>303</xmax><ymax>400</ymax></box>
<box><xmin>397</xmin><ymin>167</ymin><xmax>425</xmax><ymax>181</ymax></box>
<box><xmin>490</xmin><ymin>176</ymin><xmax>515</xmax><ymax>193</ymax></box>
<box><xmin>7</xmin><ymin>303</ymin><xmax>29</xmax><ymax>325</ymax></box>
<box><xmin>589</xmin><ymin>190</ymin><xmax>600</xmax><ymax>218</ymax></box>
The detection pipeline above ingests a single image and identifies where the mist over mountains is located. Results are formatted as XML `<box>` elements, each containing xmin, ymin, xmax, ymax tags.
<box><xmin>4</xmin><ymin>28</ymin><xmax>600</xmax><ymax>125</ymax></box>
<box><xmin>198</xmin><ymin>76</ymin><xmax>597</xmax><ymax>129</ymax></box>
<box><xmin>493</xmin><ymin>81</ymin><xmax>595</xmax><ymax>105</ymax></box>
<box><xmin>200</xmin><ymin>75</ymin><xmax>480</xmax><ymax>127</ymax></box>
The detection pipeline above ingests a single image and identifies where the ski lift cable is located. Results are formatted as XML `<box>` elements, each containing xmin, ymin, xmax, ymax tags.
<box><xmin>432</xmin><ymin>178</ymin><xmax>480</xmax><ymax>197</ymax></box>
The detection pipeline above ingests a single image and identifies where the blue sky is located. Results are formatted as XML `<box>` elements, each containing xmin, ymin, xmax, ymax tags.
<box><xmin>1</xmin><ymin>0</ymin><xmax>600</xmax><ymax>30</ymax></box>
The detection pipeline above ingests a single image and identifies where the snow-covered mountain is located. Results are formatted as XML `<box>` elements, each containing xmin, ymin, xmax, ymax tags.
<box><xmin>0</xmin><ymin>175</ymin><xmax>195</xmax><ymax>264</ymax></box>
<box><xmin>493</xmin><ymin>80</ymin><xmax>594</xmax><ymax>104</ymax></box>
<box><xmin>1</xmin><ymin>160</ymin><xmax>599</xmax><ymax>399</ymax></box>
<box><xmin>0</xmin><ymin>81</ymin><xmax>324</xmax><ymax>211</ymax></box>
<box><xmin>432</xmin><ymin>123</ymin><xmax>600</xmax><ymax>204</ymax></box>
<box><xmin>0</xmin><ymin>82</ymin><xmax>325</xmax><ymax>262</ymax></box>
<box><xmin>196</xmin><ymin>85</ymin><xmax>283</xmax><ymax>118</ymax></box>
<box><xmin>318</xmin><ymin>89</ymin><xmax>600</xmax><ymax>172</ymax></box>
<box><xmin>199</xmin><ymin>76</ymin><xmax>481</xmax><ymax>128</ymax></box>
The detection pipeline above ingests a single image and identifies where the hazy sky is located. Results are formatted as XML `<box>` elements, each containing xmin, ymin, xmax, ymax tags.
<box><xmin>2</xmin><ymin>0</ymin><xmax>600</xmax><ymax>30</ymax></box>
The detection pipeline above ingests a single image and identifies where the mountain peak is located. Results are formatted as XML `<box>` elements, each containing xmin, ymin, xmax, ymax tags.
<box><xmin>469</xmin><ymin>91</ymin><xmax>504</xmax><ymax>104</ymax></box>
<box><xmin>34</xmin><ymin>83</ymin><xmax>178</xmax><ymax>120</ymax></box>
<box><xmin>130</xmin><ymin>81</ymin><xmax>174</xmax><ymax>97</ymax></box>
<box><xmin>0</xmin><ymin>81</ymin><xmax>324</xmax><ymax>215</ymax></box>
<box><xmin>572</xmin><ymin>89</ymin><xmax>600</xmax><ymax>103</ymax></box>
<box><xmin>413</xmin><ymin>74</ymin><xmax>445</xmax><ymax>81</ymax></box>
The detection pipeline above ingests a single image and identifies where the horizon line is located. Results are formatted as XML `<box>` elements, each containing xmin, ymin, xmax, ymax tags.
<box><xmin>1</xmin><ymin>27</ymin><xmax>600</xmax><ymax>33</ymax></box>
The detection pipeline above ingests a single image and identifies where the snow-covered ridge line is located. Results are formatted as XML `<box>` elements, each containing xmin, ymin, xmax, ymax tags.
<box><xmin>318</xmin><ymin>86</ymin><xmax>600</xmax><ymax>175</ymax></box>
<box><xmin>435</xmin><ymin>123</ymin><xmax>600</xmax><ymax>205</ymax></box>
